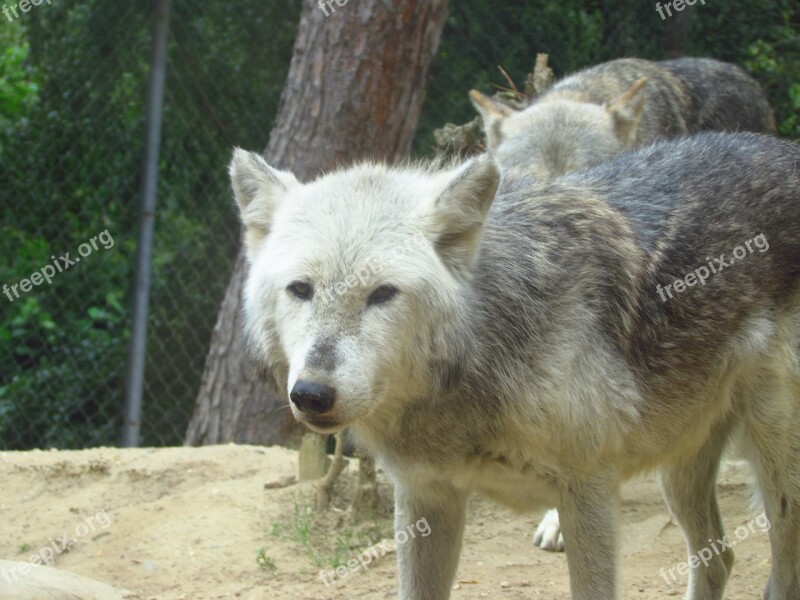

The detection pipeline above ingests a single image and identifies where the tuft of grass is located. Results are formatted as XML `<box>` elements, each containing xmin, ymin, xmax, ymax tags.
<box><xmin>270</xmin><ymin>522</ymin><xmax>282</xmax><ymax>538</ymax></box>
<box><xmin>256</xmin><ymin>547</ymin><xmax>277</xmax><ymax>573</ymax></box>
<box><xmin>17</xmin><ymin>543</ymin><xmax>31</xmax><ymax>554</ymax></box>
<box><xmin>269</xmin><ymin>499</ymin><xmax>391</xmax><ymax>570</ymax></box>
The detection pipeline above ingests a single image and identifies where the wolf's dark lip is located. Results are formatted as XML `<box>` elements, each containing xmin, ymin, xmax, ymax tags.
<box><xmin>301</xmin><ymin>415</ymin><xmax>346</xmax><ymax>433</ymax></box>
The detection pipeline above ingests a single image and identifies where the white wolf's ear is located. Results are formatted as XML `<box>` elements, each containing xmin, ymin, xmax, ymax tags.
<box><xmin>469</xmin><ymin>90</ymin><xmax>516</xmax><ymax>150</ymax></box>
<box><xmin>421</xmin><ymin>155</ymin><xmax>501</xmax><ymax>273</ymax></box>
<box><xmin>605</xmin><ymin>77</ymin><xmax>647</xmax><ymax>146</ymax></box>
<box><xmin>229</xmin><ymin>148</ymin><xmax>298</xmax><ymax>258</ymax></box>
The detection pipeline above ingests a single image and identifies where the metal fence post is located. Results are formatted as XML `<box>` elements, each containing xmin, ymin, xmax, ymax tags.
<box><xmin>121</xmin><ymin>0</ymin><xmax>172</xmax><ymax>447</ymax></box>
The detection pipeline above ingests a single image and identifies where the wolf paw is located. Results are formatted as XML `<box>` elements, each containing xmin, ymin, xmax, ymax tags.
<box><xmin>533</xmin><ymin>508</ymin><xmax>564</xmax><ymax>552</ymax></box>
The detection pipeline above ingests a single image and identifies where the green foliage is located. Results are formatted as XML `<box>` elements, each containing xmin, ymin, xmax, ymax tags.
<box><xmin>0</xmin><ymin>23</ymin><xmax>39</xmax><ymax>145</ymax></box>
<box><xmin>690</xmin><ymin>0</ymin><xmax>799</xmax><ymax>138</ymax></box>
<box><xmin>0</xmin><ymin>0</ymin><xmax>299</xmax><ymax>449</ymax></box>
<box><xmin>744</xmin><ymin>31</ymin><xmax>800</xmax><ymax>137</ymax></box>
<box><xmin>1</xmin><ymin>2</ymin><xmax>146</xmax><ymax>449</ymax></box>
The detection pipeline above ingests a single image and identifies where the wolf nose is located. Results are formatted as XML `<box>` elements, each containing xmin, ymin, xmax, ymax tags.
<box><xmin>290</xmin><ymin>381</ymin><xmax>336</xmax><ymax>414</ymax></box>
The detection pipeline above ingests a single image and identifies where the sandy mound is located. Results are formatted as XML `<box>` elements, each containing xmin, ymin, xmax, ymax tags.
<box><xmin>0</xmin><ymin>445</ymin><xmax>771</xmax><ymax>599</ymax></box>
<box><xmin>0</xmin><ymin>558</ymin><xmax>138</xmax><ymax>599</ymax></box>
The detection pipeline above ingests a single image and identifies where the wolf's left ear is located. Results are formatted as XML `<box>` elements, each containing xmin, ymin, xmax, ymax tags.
<box><xmin>606</xmin><ymin>77</ymin><xmax>647</xmax><ymax>146</ymax></box>
<box><xmin>421</xmin><ymin>155</ymin><xmax>501</xmax><ymax>273</ymax></box>
<box><xmin>469</xmin><ymin>90</ymin><xmax>516</xmax><ymax>150</ymax></box>
<box><xmin>229</xmin><ymin>148</ymin><xmax>299</xmax><ymax>259</ymax></box>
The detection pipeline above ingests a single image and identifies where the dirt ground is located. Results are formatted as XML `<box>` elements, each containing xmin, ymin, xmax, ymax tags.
<box><xmin>0</xmin><ymin>444</ymin><xmax>772</xmax><ymax>599</ymax></box>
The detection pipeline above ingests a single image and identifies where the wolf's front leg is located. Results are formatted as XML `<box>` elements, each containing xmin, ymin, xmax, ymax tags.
<box><xmin>558</xmin><ymin>475</ymin><xmax>621</xmax><ymax>600</ymax></box>
<box><xmin>394</xmin><ymin>480</ymin><xmax>468</xmax><ymax>600</ymax></box>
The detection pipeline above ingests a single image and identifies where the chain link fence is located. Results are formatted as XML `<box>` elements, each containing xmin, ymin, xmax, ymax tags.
<box><xmin>0</xmin><ymin>0</ymin><xmax>298</xmax><ymax>448</ymax></box>
<box><xmin>1</xmin><ymin>0</ymin><xmax>797</xmax><ymax>449</ymax></box>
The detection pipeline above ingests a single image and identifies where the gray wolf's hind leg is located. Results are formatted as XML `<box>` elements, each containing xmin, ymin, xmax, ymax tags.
<box><xmin>658</xmin><ymin>416</ymin><xmax>736</xmax><ymax>600</ymax></box>
<box><xmin>744</xmin><ymin>372</ymin><xmax>800</xmax><ymax>600</ymax></box>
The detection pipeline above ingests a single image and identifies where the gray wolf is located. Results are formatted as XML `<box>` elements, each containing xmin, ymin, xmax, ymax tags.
<box><xmin>474</xmin><ymin>56</ymin><xmax>777</xmax><ymax>551</ymax></box>
<box><xmin>230</xmin><ymin>132</ymin><xmax>800</xmax><ymax>600</ymax></box>
<box><xmin>470</xmin><ymin>57</ymin><xmax>776</xmax><ymax>179</ymax></box>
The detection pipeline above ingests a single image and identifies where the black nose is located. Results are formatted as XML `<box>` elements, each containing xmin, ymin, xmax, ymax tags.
<box><xmin>290</xmin><ymin>381</ymin><xmax>336</xmax><ymax>414</ymax></box>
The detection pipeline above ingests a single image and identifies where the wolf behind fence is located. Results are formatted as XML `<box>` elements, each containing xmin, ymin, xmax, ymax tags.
<box><xmin>470</xmin><ymin>57</ymin><xmax>776</xmax><ymax>178</ymax></box>
<box><xmin>231</xmin><ymin>132</ymin><xmax>800</xmax><ymax>600</ymax></box>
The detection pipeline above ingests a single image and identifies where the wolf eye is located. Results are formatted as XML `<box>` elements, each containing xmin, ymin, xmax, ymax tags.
<box><xmin>367</xmin><ymin>284</ymin><xmax>398</xmax><ymax>306</ymax></box>
<box><xmin>287</xmin><ymin>281</ymin><xmax>313</xmax><ymax>301</ymax></box>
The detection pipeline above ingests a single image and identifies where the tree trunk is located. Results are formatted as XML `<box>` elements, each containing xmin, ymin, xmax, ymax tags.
<box><xmin>186</xmin><ymin>0</ymin><xmax>449</xmax><ymax>446</ymax></box>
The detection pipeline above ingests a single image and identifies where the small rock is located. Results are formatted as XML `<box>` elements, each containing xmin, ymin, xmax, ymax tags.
<box><xmin>264</xmin><ymin>475</ymin><xmax>297</xmax><ymax>489</ymax></box>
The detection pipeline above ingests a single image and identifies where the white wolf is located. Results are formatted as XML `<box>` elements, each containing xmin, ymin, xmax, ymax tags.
<box><xmin>231</xmin><ymin>132</ymin><xmax>800</xmax><ymax>600</ymax></box>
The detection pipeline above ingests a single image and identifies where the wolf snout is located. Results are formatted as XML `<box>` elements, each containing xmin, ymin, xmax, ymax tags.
<box><xmin>290</xmin><ymin>380</ymin><xmax>336</xmax><ymax>414</ymax></box>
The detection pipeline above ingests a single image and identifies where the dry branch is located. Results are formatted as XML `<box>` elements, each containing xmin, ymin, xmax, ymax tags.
<box><xmin>432</xmin><ymin>53</ymin><xmax>556</xmax><ymax>158</ymax></box>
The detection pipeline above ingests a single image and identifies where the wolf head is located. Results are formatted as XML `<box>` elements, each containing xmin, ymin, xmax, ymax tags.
<box><xmin>230</xmin><ymin>150</ymin><xmax>500</xmax><ymax>433</ymax></box>
<box><xmin>470</xmin><ymin>78</ymin><xmax>647</xmax><ymax>178</ymax></box>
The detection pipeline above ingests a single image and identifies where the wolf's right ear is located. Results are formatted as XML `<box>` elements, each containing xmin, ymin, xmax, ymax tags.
<box><xmin>229</xmin><ymin>148</ymin><xmax>298</xmax><ymax>258</ymax></box>
<box><xmin>469</xmin><ymin>90</ymin><xmax>516</xmax><ymax>150</ymax></box>
<box><xmin>606</xmin><ymin>77</ymin><xmax>647</xmax><ymax>146</ymax></box>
